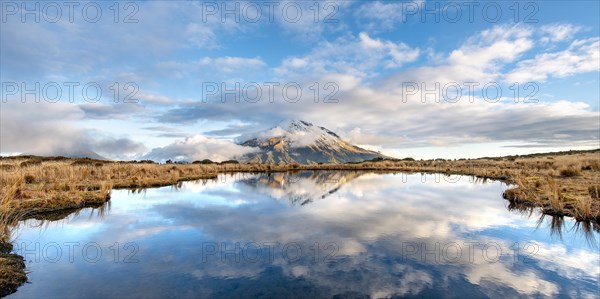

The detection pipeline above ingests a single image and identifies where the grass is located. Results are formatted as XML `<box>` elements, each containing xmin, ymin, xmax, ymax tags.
<box><xmin>0</xmin><ymin>206</ymin><xmax>28</xmax><ymax>297</ymax></box>
<box><xmin>0</xmin><ymin>244</ymin><xmax>26</xmax><ymax>297</ymax></box>
<box><xmin>559</xmin><ymin>167</ymin><xmax>582</xmax><ymax>177</ymax></box>
<box><xmin>588</xmin><ymin>185</ymin><xmax>600</xmax><ymax>199</ymax></box>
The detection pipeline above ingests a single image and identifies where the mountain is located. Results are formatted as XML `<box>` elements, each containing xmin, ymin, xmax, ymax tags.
<box><xmin>239</xmin><ymin>120</ymin><xmax>391</xmax><ymax>164</ymax></box>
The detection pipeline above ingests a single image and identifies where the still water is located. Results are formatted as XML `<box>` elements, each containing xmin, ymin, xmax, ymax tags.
<box><xmin>8</xmin><ymin>171</ymin><xmax>600</xmax><ymax>298</ymax></box>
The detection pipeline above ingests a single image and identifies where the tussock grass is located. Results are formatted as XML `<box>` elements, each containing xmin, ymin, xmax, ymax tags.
<box><xmin>0</xmin><ymin>246</ymin><xmax>27</xmax><ymax>297</ymax></box>
<box><xmin>559</xmin><ymin>167</ymin><xmax>581</xmax><ymax>177</ymax></box>
<box><xmin>544</xmin><ymin>177</ymin><xmax>563</xmax><ymax>212</ymax></box>
<box><xmin>574</xmin><ymin>197</ymin><xmax>595</xmax><ymax>220</ymax></box>
<box><xmin>588</xmin><ymin>185</ymin><xmax>600</xmax><ymax>199</ymax></box>
<box><xmin>582</xmin><ymin>159</ymin><xmax>600</xmax><ymax>171</ymax></box>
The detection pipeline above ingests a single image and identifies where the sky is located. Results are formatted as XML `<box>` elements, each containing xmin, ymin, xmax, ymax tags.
<box><xmin>1</xmin><ymin>0</ymin><xmax>599</xmax><ymax>161</ymax></box>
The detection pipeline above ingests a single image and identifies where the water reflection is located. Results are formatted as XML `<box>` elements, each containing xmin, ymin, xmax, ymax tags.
<box><xmin>507</xmin><ymin>198</ymin><xmax>599</xmax><ymax>245</ymax></box>
<box><xmin>237</xmin><ymin>170</ymin><xmax>365</xmax><ymax>205</ymax></box>
<box><xmin>8</xmin><ymin>172</ymin><xmax>600</xmax><ymax>298</ymax></box>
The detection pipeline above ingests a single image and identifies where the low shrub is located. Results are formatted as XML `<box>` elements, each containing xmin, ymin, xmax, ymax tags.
<box><xmin>24</xmin><ymin>175</ymin><xmax>35</xmax><ymax>184</ymax></box>
<box><xmin>19</xmin><ymin>160</ymin><xmax>41</xmax><ymax>168</ymax></box>
<box><xmin>559</xmin><ymin>167</ymin><xmax>581</xmax><ymax>177</ymax></box>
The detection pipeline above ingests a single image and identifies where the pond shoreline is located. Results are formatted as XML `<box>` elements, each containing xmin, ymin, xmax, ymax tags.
<box><xmin>1</xmin><ymin>149</ymin><xmax>598</xmax><ymax>223</ymax></box>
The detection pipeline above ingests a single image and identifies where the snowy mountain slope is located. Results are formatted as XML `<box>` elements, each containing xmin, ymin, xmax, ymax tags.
<box><xmin>240</xmin><ymin>120</ymin><xmax>391</xmax><ymax>164</ymax></box>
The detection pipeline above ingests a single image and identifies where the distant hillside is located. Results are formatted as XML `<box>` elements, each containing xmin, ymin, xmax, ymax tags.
<box><xmin>16</xmin><ymin>150</ymin><xmax>107</xmax><ymax>160</ymax></box>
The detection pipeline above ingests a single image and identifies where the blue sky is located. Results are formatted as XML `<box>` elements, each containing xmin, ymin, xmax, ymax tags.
<box><xmin>1</xmin><ymin>0</ymin><xmax>599</xmax><ymax>160</ymax></box>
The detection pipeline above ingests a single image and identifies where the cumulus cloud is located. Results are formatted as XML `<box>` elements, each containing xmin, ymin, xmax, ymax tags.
<box><xmin>385</xmin><ymin>24</ymin><xmax>534</xmax><ymax>85</ymax></box>
<box><xmin>275</xmin><ymin>32</ymin><xmax>420</xmax><ymax>78</ymax></box>
<box><xmin>539</xmin><ymin>23</ymin><xmax>583</xmax><ymax>43</ymax></box>
<box><xmin>450</xmin><ymin>25</ymin><xmax>533</xmax><ymax>67</ymax></box>
<box><xmin>505</xmin><ymin>37</ymin><xmax>600</xmax><ymax>83</ymax></box>
<box><xmin>142</xmin><ymin>135</ymin><xmax>258</xmax><ymax>162</ymax></box>
<box><xmin>358</xmin><ymin>33</ymin><xmax>420</xmax><ymax>68</ymax></box>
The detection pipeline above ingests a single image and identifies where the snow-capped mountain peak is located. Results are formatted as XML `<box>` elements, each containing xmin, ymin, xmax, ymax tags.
<box><xmin>240</xmin><ymin>120</ymin><xmax>390</xmax><ymax>164</ymax></box>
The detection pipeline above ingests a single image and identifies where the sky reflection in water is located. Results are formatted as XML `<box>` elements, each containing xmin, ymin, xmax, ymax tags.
<box><xmin>9</xmin><ymin>171</ymin><xmax>600</xmax><ymax>298</ymax></box>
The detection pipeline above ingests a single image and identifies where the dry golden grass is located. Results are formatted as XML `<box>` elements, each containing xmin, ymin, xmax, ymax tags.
<box><xmin>0</xmin><ymin>246</ymin><xmax>26</xmax><ymax>297</ymax></box>
<box><xmin>0</xmin><ymin>161</ymin><xmax>218</xmax><ymax>211</ymax></box>
<box><xmin>0</xmin><ymin>205</ymin><xmax>28</xmax><ymax>296</ymax></box>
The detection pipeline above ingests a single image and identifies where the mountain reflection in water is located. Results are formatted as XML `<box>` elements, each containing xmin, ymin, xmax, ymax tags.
<box><xmin>8</xmin><ymin>171</ymin><xmax>600</xmax><ymax>298</ymax></box>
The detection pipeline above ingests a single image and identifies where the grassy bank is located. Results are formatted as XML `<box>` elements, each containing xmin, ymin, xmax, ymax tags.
<box><xmin>1</xmin><ymin>150</ymin><xmax>598</xmax><ymax>223</ymax></box>
<box><xmin>0</xmin><ymin>241</ymin><xmax>26</xmax><ymax>297</ymax></box>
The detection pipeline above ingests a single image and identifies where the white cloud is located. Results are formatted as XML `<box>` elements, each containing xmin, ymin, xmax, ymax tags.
<box><xmin>354</xmin><ymin>1</ymin><xmax>425</xmax><ymax>30</ymax></box>
<box><xmin>142</xmin><ymin>135</ymin><xmax>258</xmax><ymax>162</ymax></box>
<box><xmin>359</xmin><ymin>32</ymin><xmax>420</xmax><ymax>68</ymax></box>
<box><xmin>276</xmin><ymin>32</ymin><xmax>420</xmax><ymax>78</ymax></box>
<box><xmin>465</xmin><ymin>261</ymin><xmax>559</xmax><ymax>296</ymax></box>
<box><xmin>540</xmin><ymin>23</ymin><xmax>583</xmax><ymax>43</ymax></box>
<box><xmin>0</xmin><ymin>101</ymin><xmax>146</xmax><ymax>159</ymax></box>
<box><xmin>287</xmin><ymin>58</ymin><xmax>308</xmax><ymax>68</ymax></box>
<box><xmin>185</xmin><ymin>23</ymin><xmax>218</xmax><ymax>49</ymax></box>
<box><xmin>449</xmin><ymin>25</ymin><xmax>533</xmax><ymax>68</ymax></box>
<box><xmin>373</xmin><ymin>24</ymin><xmax>534</xmax><ymax>87</ymax></box>
<box><xmin>506</xmin><ymin>37</ymin><xmax>600</xmax><ymax>83</ymax></box>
